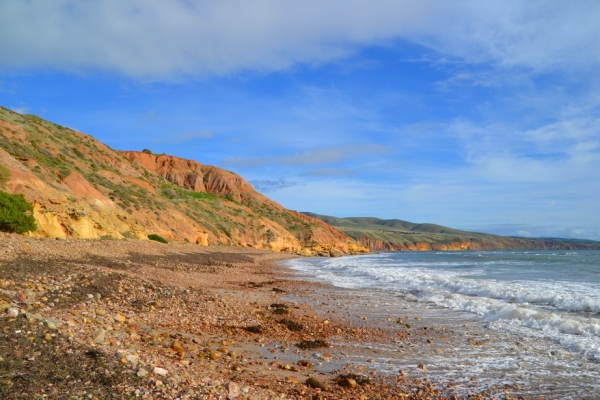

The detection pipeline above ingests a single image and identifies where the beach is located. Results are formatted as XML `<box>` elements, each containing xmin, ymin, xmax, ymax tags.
<box><xmin>1</xmin><ymin>233</ymin><xmax>579</xmax><ymax>399</ymax></box>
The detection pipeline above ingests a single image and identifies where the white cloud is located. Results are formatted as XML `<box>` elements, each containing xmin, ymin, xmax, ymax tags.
<box><xmin>223</xmin><ymin>144</ymin><xmax>386</xmax><ymax>168</ymax></box>
<box><xmin>1</xmin><ymin>1</ymin><xmax>599</xmax><ymax>77</ymax></box>
<box><xmin>10</xmin><ymin>106</ymin><xmax>28</xmax><ymax>114</ymax></box>
<box><xmin>515</xmin><ymin>230</ymin><xmax>532</xmax><ymax>237</ymax></box>
<box><xmin>153</xmin><ymin>130</ymin><xmax>212</xmax><ymax>144</ymax></box>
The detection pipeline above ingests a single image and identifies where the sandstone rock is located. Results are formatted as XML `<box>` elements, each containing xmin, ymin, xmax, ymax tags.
<box><xmin>92</xmin><ymin>328</ymin><xmax>106</xmax><ymax>344</ymax></box>
<box><xmin>171</xmin><ymin>339</ymin><xmax>185</xmax><ymax>353</ymax></box>
<box><xmin>300</xmin><ymin>248</ymin><xmax>313</xmax><ymax>257</ymax></box>
<box><xmin>346</xmin><ymin>378</ymin><xmax>358</xmax><ymax>388</ymax></box>
<box><xmin>225</xmin><ymin>381</ymin><xmax>240</xmax><ymax>399</ymax></box>
<box><xmin>329</xmin><ymin>248</ymin><xmax>344</xmax><ymax>257</ymax></box>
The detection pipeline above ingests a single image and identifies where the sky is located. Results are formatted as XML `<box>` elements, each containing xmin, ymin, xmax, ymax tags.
<box><xmin>1</xmin><ymin>1</ymin><xmax>599</xmax><ymax>240</ymax></box>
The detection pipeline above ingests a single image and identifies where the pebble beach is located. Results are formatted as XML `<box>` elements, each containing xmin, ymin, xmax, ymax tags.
<box><xmin>1</xmin><ymin>233</ymin><xmax>503</xmax><ymax>399</ymax></box>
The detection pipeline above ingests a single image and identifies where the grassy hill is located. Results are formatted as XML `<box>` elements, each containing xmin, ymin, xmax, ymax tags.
<box><xmin>304</xmin><ymin>213</ymin><xmax>600</xmax><ymax>251</ymax></box>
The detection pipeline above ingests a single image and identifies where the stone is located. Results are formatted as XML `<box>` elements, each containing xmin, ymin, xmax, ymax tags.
<box><xmin>7</xmin><ymin>308</ymin><xmax>19</xmax><ymax>317</ymax></box>
<box><xmin>171</xmin><ymin>340</ymin><xmax>185</xmax><ymax>353</ymax></box>
<box><xmin>329</xmin><ymin>248</ymin><xmax>344</xmax><ymax>258</ymax></box>
<box><xmin>285</xmin><ymin>376</ymin><xmax>299</xmax><ymax>384</ymax></box>
<box><xmin>417</xmin><ymin>363</ymin><xmax>427</xmax><ymax>371</ymax></box>
<box><xmin>300</xmin><ymin>248</ymin><xmax>312</xmax><ymax>257</ymax></box>
<box><xmin>225</xmin><ymin>381</ymin><xmax>240</xmax><ymax>399</ymax></box>
<box><xmin>306</xmin><ymin>377</ymin><xmax>327</xmax><ymax>391</ymax></box>
<box><xmin>136</xmin><ymin>368</ymin><xmax>149</xmax><ymax>377</ymax></box>
<box><xmin>114</xmin><ymin>314</ymin><xmax>126</xmax><ymax>323</ymax></box>
<box><xmin>92</xmin><ymin>328</ymin><xmax>106</xmax><ymax>344</ymax></box>
<box><xmin>153</xmin><ymin>367</ymin><xmax>168</xmax><ymax>376</ymax></box>
<box><xmin>346</xmin><ymin>378</ymin><xmax>358</xmax><ymax>388</ymax></box>
<box><xmin>44</xmin><ymin>333</ymin><xmax>52</xmax><ymax>341</ymax></box>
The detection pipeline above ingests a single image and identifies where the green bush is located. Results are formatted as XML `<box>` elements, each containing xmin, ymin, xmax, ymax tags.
<box><xmin>147</xmin><ymin>233</ymin><xmax>168</xmax><ymax>244</ymax></box>
<box><xmin>142</xmin><ymin>149</ymin><xmax>153</xmax><ymax>155</ymax></box>
<box><xmin>0</xmin><ymin>191</ymin><xmax>37</xmax><ymax>233</ymax></box>
<box><xmin>0</xmin><ymin>164</ymin><xmax>10</xmax><ymax>189</ymax></box>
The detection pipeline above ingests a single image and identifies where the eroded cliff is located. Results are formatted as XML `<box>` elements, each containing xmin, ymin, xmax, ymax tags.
<box><xmin>0</xmin><ymin>107</ymin><xmax>368</xmax><ymax>255</ymax></box>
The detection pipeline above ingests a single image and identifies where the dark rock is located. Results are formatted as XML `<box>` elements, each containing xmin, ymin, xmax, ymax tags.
<box><xmin>306</xmin><ymin>377</ymin><xmax>327</xmax><ymax>390</ymax></box>
<box><xmin>296</xmin><ymin>339</ymin><xmax>330</xmax><ymax>350</ymax></box>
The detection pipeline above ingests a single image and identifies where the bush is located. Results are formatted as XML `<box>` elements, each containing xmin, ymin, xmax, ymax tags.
<box><xmin>147</xmin><ymin>233</ymin><xmax>168</xmax><ymax>244</ymax></box>
<box><xmin>0</xmin><ymin>191</ymin><xmax>37</xmax><ymax>233</ymax></box>
<box><xmin>0</xmin><ymin>164</ymin><xmax>10</xmax><ymax>189</ymax></box>
<box><xmin>142</xmin><ymin>149</ymin><xmax>152</xmax><ymax>155</ymax></box>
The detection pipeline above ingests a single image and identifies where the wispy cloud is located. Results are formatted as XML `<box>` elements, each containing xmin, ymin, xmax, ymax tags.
<box><xmin>1</xmin><ymin>2</ymin><xmax>599</xmax><ymax>78</ymax></box>
<box><xmin>301</xmin><ymin>168</ymin><xmax>356</xmax><ymax>177</ymax></box>
<box><xmin>10</xmin><ymin>106</ymin><xmax>28</xmax><ymax>114</ymax></box>
<box><xmin>249</xmin><ymin>179</ymin><xmax>298</xmax><ymax>193</ymax></box>
<box><xmin>224</xmin><ymin>144</ymin><xmax>386</xmax><ymax>168</ymax></box>
<box><xmin>153</xmin><ymin>130</ymin><xmax>212</xmax><ymax>144</ymax></box>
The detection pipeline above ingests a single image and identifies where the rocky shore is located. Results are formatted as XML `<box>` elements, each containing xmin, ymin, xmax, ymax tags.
<box><xmin>0</xmin><ymin>234</ymin><xmax>497</xmax><ymax>399</ymax></box>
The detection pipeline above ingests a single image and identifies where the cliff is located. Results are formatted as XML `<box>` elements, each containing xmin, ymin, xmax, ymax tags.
<box><xmin>0</xmin><ymin>107</ymin><xmax>368</xmax><ymax>255</ymax></box>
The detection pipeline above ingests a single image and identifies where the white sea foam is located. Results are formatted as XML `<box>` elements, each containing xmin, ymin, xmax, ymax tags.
<box><xmin>285</xmin><ymin>250</ymin><xmax>600</xmax><ymax>361</ymax></box>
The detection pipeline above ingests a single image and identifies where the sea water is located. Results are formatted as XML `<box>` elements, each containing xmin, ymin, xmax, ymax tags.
<box><xmin>284</xmin><ymin>250</ymin><xmax>600</xmax><ymax>398</ymax></box>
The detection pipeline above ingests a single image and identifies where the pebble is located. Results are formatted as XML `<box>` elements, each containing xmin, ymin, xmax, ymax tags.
<box><xmin>136</xmin><ymin>368</ymin><xmax>149</xmax><ymax>377</ymax></box>
<box><xmin>153</xmin><ymin>367</ymin><xmax>168</xmax><ymax>376</ymax></box>
<box><xmin>225</xmin><ymin>381</ymin><xmax>240</xmax><ymax>399</ymax></box>
<box><xmin>306</xmin><ymin>377</ymin><xmax>327</xmax><ymax>390</ymax></box>
<box><xmin>7</xmin><ymin>307</ymin><xmax>19</xmax><ymax>317</ymax></box>
<box><xmin>346</xmin><ymin>378</ymin><xmax>358</xmax><ymax>388</ymax></box>
<box><xmin>92</xmin><ymin>328</ymin><xmax>106</xmax><ymax>344</ymax></box>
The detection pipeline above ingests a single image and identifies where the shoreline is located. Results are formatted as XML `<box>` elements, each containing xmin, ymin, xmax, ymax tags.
<box><xmin>0</xmin><ymin>234</ymin><xmax>518</xmax><ymax>399</ymax></box>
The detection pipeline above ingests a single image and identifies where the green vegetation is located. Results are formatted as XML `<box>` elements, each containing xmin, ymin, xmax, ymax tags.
<box><xmin>0</xmin><ymin>164</ymin><xmax>10</xmax><ymax>189</ymax></box>
<box><xmin>303</xmin><ymin>212</ymin><xmax>495</xmax><ymax>247</ymax></box>
<box><xmin>0</xmin><ymin>191</ymin><xmax>37</xmax><ymax>233</ymax></box>
<box><xmin>147</xmin><ymin>233</ymin><xmax>168</xmax><ymax>243</ymax></box>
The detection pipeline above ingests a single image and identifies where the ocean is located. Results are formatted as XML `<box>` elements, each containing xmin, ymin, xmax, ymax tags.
<box><xmin>284</xmin><ymin>250</ymin><xmax>600</xmax><ymax>398</ymax></box>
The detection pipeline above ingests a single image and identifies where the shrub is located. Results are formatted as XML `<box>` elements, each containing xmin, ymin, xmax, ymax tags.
<box><xmin>0</xmin><ymin>191</ymin><xmax>37</xmax><ymax>233</ymax></box>
<box><xmin>0</xmin><ymin>164</ymin><xmax>10</xmax><ymax>189</ymax></box>
<box><xmin>147</xmin><ymin>233</ymin><xmax>168</xmax><ymax>244</ymax></box>
<box><xmin>162</xmin><ymin>188</ymin><xmax>179</xmax><ymax>199</ymax></box>
<box><xmin>142</xmin><ymin>149</ymin><xmax>152</xmax><ymax>155</ymax></box>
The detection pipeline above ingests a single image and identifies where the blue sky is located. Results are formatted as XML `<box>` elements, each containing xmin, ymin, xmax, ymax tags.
<box><xmin>1</xmin><ymin>1</ymin><xmax>599</xmax><ymax>240</ymax></box>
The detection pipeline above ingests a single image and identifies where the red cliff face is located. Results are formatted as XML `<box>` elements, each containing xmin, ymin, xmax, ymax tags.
<box><xmin>121</xmin><ymin>152</ymin><xmax>258</xmax><ymax>203</ymax></box>
<box><xmin>120</xmin><ymin>151</ymin><xmax>368</xmax><ymax>254</ymax></box>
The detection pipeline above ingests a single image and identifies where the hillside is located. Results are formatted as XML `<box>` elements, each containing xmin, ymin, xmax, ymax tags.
<box><xmin>0</xmin><ymin>106</ymin><xmax>368</xmax><ymax>255</ymax></box>
<box><xmin>304</xmin><ymin>213</ymin><xmax>600</xmax><ymax>251</ymax></box>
